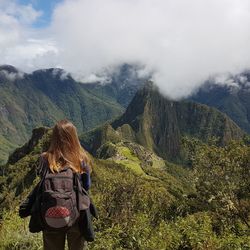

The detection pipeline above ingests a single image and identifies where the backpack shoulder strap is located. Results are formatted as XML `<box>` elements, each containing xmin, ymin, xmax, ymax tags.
<box><xmin>36</xmin><ymin>155</ymin><xmax>49</xmax><ymax>193</ymax></box>
<box><xmin>37</xmin><ymin>154</ymin><xmax>49</xmax><ymax>178</ymax></box>
<box><xmin>73</xmin><ymin>172</ymin><xmax>90</xmax><ymax>211</ymax></box>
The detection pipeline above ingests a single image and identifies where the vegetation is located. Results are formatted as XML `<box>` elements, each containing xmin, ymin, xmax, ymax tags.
<box><xmin>0</xmin><ymin>66</ymin><xmax>127</xmax><ymax>164</ymax></box>
<box><xmin>81</xmin><ymin>82</ymin><xmax>245</xmax><ymax>163</ymax></box>
<box><xmin>0</xmin><ymin>126</ymin><xmax>249</xmax><ymax>249</ymax></box>
<box><xmin>192</xmin><ymin>139</ymin><xmax>250</xmax><ymax>233</ymax></box>
<box><xmin>0</xmin><ymin>135</ymin><xmax>16</xmax><ymax>165</ymax></box>
<box><xmin>189</xmin><ymin>71</ymin><xmax>250</xmax><ymax>133</ymax></box>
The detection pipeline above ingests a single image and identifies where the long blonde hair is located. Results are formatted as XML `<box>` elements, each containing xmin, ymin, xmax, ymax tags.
<box><xmin>43</xmin><ymin>119</ymin><xmax>92</xmax><ymax>173</ymax></box>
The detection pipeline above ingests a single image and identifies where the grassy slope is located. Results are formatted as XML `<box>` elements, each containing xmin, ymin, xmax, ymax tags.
<box><xmin>0</xmin><ymin>126</ymin><xmax>192</xmax><ymax>249</ymax></box>
<box><xmin>0</xmin><ymin>135</ymin><xmax>16</xmax><ymax>165</ymax></box>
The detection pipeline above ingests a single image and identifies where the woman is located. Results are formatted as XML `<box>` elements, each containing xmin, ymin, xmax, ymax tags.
<box><xmin>40</xmin><ymin>119</ymin><xmax>93</xmax><ymax>250</ymax></box>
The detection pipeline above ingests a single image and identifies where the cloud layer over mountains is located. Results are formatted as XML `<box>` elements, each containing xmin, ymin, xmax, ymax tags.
<box><xmin>0</xmin><ymin>0</ymin><xmax>250</xmax><ymax>98</ymax></box>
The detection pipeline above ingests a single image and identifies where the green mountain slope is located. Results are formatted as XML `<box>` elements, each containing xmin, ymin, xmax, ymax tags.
<box><xmin>0</xmin><ymin>135</ymin><xmax>16</xmax><ymax>165</ymax></box>
<box><xmin>81</xmin><ymin>82</ymin><xmax>244</xmax><ymax>162</ymax></box>
<box><xmin>1</xmin><ymin>124</ymin><xmax>249</xmax><ymax>249</ymax></box>
<box><xmin>189</xmin><ymin>71</ymin><xmax>250</xmax><ymax>133</ymax></box>
<box><xmin>0</xmin><ymin>124</ymin><xmax>192</xmax><ymax>249</ymax></box>
<box><xmin>0</xmin><ymin>65</ymin><xmax>126</xmax><ymax>163</ymax></box>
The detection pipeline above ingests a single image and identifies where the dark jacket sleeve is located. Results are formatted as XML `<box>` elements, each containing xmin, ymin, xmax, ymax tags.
<box><xmin>19</xmin><ymin>154</ymin><xmax>45</xmax><ymax>218</ymax></box>
<box><xmin>80</xmin><ymin>162</ymin><xmax>91</xmax><ymax>191</ymax></box>
<box><xmin>36</xmin><ymin>154</ymin><xmax>47</xmax><ymax>178</ymax></box>
<box><xmin>81</xmin><ymin>172</ymin><xmax>91</xmax><ymax>191</ymax></box>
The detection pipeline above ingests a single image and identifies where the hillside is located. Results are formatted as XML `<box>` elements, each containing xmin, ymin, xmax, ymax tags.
<box><xmin>0</xmin><ymin>125</ymin><xmax>249</xmax><ymax>249</ymax></box>
<box><xmin>0</xmin><ymin>65</ymin><xmax>143</xmax><ymax>163</ymax></box>
<box><xmin>81</xmin><ymin>82</ymin><xmax>245</xmax><ymax>162</ymax></box>
<box><xmin>189</xmin><ymin>71</ymin><xmax>250</xmax><ymax>133</ymax></box>
<box><xmin>0</xmin><ymin>125</ymin><xmax>192</xmax><ymax>249</ymax></box>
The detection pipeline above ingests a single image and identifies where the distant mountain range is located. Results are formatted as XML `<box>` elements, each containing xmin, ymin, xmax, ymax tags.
<box><xmin>1</xmin><ymin>64</ymin><xmax>250</xmax><ymax>164</ymax></box>
<box><xmin>189</xmin><ymin>71</ymin><xmax>250</xmax><ymax>133</ymax></box>
<box><xmin>0</xmin><ymin>64</ymin><xmax>146</xmax><ymax>164</ymax></box>
<box><xmin>82</xmin><ymin>63</ymin><xmax>149</xmax><ymax>107</ymax></box>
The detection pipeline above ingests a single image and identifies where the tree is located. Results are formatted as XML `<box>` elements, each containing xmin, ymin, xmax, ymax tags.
<box><xmin>192</xmin><ymin>139</ymin><xmax>250</xmax><ymax>232</ymax></box>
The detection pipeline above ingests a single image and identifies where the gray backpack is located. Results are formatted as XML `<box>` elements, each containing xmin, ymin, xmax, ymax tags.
<box><xmin>40</xmin><ymin>164</ymin><xmax>90</xmax><ymax>231</ymax></box>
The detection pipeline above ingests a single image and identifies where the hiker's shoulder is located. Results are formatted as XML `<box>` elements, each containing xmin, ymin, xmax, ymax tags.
<box><xmin>80</xmin><ymin>158</ymin><xmax>92</xmax><ymax>172</ymax></box>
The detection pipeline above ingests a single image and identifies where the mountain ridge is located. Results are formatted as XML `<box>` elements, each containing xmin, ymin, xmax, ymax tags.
<box><xmin>0</xmin><ymin>64</ymin><xmax>146</xmax><ymax>163</ymax></box>
<box><xmin>81</xmin><ymin>82</ymin><xmax>245</xmax><ymax>161</ymax></box>
<box><xmin>189</xmin><ymin>71</ymin><xmax>250</xmax><ymax>133</ymax></box>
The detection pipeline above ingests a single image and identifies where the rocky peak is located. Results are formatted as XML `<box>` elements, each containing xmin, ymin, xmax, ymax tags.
<box><xmin>109</xmin><ymin>82</ymin><xmax>244</xmax><ymax>161</ymax></box>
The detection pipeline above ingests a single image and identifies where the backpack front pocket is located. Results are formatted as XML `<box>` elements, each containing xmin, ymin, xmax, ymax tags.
<box><xmin>42</xmin><ymin>192</ymin><xmax>77</xmax><ymax>229</ymax></box>
<box><xmin>45</xmin><ymin>205</ymin><xmax>71</xmax><ymax>228</ymax></box>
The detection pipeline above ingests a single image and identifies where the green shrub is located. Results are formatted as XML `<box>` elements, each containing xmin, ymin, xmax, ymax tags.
<box><xmin>0</xmin><ymin>209</ymin><xmax>42</xmax><ymax>250</ymax></box>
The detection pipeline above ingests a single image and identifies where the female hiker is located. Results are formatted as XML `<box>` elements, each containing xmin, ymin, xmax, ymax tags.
<box><xmin>19</xmin><ymin>119</ymin><xmax>95</xmax><ymax>250</ymax></box>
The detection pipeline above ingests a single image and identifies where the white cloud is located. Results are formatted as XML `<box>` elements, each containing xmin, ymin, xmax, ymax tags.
<box><xmin>2</xmin><ymin>38</ymin><xmax>59</xmax><ymax>71</ymax></box>
<box><xmin>0</xmin><ymin>69</ymin><xmax>24</xmax><ymax>81</ymax></box>
<box><xmin>0</xmin><ymin>0</ymin><xmax>42</xmax><ymax>24</ymax></box>
<box><xmin>77</xmin><ymin>73</ymin><xmax>111</xmax><ymax>84</ymax></box>
<box><xmin>52</xmin><ymin>68</ymin><xmax>70</xmax><ymax>80</ymax></box>
<box><xmin>0</xmin><ymin>0</ymin><xmax>58</xmax><ymax>72</ymax></box>
<box><xmin>0</xmin><ymin>0</ymin><xmax>42</xmax><ymax>47</ymax></box>
<box><xmin>0</xmin><ymin>0</ymin><xmax>250</xmax><ymax>99</ymax></box>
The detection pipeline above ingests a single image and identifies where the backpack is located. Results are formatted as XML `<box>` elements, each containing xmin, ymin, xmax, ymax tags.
<box><xmin>19</xmin><ymin>155</ymin><xmax>96</xmax><ymax>241</ymax></box>
<box><xmin>40</xmin><ymin>163</ymin><xmax>90</xmax><ymax>232</ymax></box>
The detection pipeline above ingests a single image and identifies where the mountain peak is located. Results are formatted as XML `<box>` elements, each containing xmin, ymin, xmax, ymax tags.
<box><xmin>141</xmin><ymin>80</ymin><xmax>159</xmax><ymax>93</ymax></box>
<box><xmin>0</xmin><ymin>65</ymin><xmax>19</xmax><ymax>74</ymax></box>
<box><xmin>110</xmin><ymin>82</ymin><xmax>244</xmax><ymax>161</ymax></box>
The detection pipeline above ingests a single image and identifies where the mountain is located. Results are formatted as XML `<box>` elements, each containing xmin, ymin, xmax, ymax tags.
<box><xmin>0</xmin><ymin>64</ymin><xmax>146</xmax><ymax>164</ymax></box>
<box><xmin>189</xmin><ymin>71</ymin><xmax>250</xmax><ymax>133</ymax></box>
<box><xmin>0</xmin><ymin>64</ymin><xmax>147</xmax><ymax>164</ymax></box>
<box><xmin>81</xmin><ymin>82</ymin><xmax>244</xmax><ymax>162</ymax></box>
<box><xmin>80</xmin><ymin>64</ymin><xmax>149</xmax><ymax>107</ymax></box>
<box><xmin>30</xmin><ymin>68</ymin><xmax>123</xmax><ymax>131</ymax></box>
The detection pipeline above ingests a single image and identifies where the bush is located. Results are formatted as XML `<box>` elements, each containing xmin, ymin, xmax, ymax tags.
<box><xmin>0</xmin><ymin>209</ymin><xmax>43</xmax><ymax>250</ymax></box>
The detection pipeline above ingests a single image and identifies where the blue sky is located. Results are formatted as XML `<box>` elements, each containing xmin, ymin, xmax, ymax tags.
<box><xmin>17</xmin><ymin>0</ymin><xmax>62</xmax><ymax>28</ymax></box>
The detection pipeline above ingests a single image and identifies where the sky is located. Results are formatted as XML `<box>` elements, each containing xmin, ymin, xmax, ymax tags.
<box><xmin>0</xmin><ymin>0</ymin><xmax>250</xmax><ymax>99</ymax></box>
<box><xmin>16</xmin><ymin>0</ymin><xmax>62</xmax><ymax>28</ymax></box>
